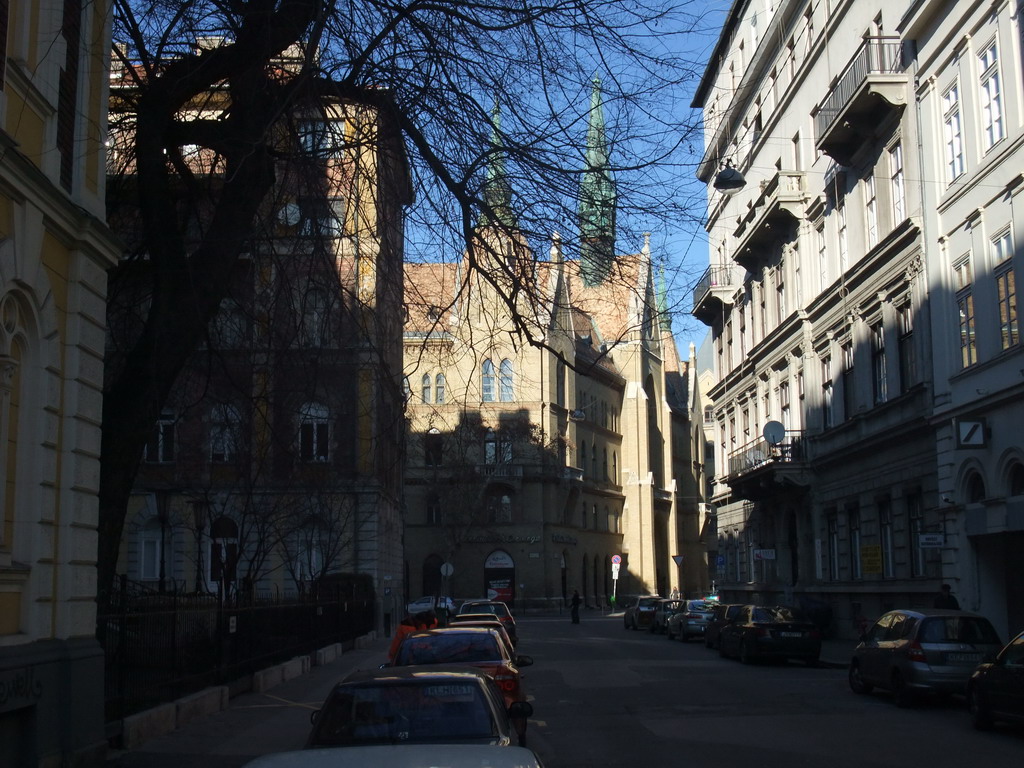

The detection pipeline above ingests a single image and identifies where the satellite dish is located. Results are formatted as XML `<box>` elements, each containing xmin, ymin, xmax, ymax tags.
<box><xmin>763</xmin><ymin>420</ymin><xmax>785</xmax><ymax>445</ymax></box>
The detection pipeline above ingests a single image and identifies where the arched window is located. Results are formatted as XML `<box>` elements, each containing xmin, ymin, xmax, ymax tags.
<box><xmin>580</xmin><ymin>442</ymin><xmax>587</xmax><ymax>475</ymax></box>
<box><xmin>966</xmin><ymin>472</ymin><xmax>986</xmax><ymax>503</ymax></box>
<box><xmin>612</xmin><ymin>452</ymin><xmax>618</xmax><ymax>483</ymax></box>
<box><xmin>591</xmin><ymin>441</ymin><xmax>597</xmax><ymax>477</ymax></box>
<box><xmin>489</xmin><ymin>493</ymin><xmax>513</xmax><ymax>523</ymax></box>
<box><xmin>145</xmin><ymin>411</ymin><xmax>176</xmax><ymax>463</ymax></box>
<box><xmin>421</xmin><ymin>374</ymin><xmax>431</xmax><ymax>403</ymax></box>
<box><xmin>484</xmin><ymin>429</ymin><xmax>498</xmax><ymax>464</ymax></box>
<box><xmin>482</xmin><ymin>359</ymin><xmax>495</xmax><ymax>402</ymax></box>
<box><xmin>1010</xmin><ymin>463</ymin><xmax>1024</xmax><ymax>496</ymax></box>
<box><xmin>299</xmin><ymin>402</ymin><xmax>330</xmax><ymax>462</ymax></box>
<box><xmin>402</xmin><ymin>376</ymin><xmax>411</xmax><ymax>403</ymax></box>
<box><xmin>424</xmin><ymin>428</ymin><xmax>443</xmax><ymax>467</ymax></box>
<box><xmin>499</xmin><ymin>359</ymin><xmax>514</xmax><ymax>401</ymax></box>
<box><xmin>602</xmin><ymin>447</ymin><xmax>608</xmax><ymax>480</ymax></box>
<box><xmin>435</xmin><ymin>374</ymin><xmax>446</xmax><ymax>404</ymax></box>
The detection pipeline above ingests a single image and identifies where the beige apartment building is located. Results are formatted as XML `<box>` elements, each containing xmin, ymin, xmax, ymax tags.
<box><xmin>0</xmin><ymin>1</ymin><xmax>120</xmax><ymax>764</ymax></box>
<box><xmin>694</xmin><ymin>0</ymin><xmax>1024</xmax><ymax>641</ymax></box>
<box><xmin>402</xmin><ymin>88</ymin><xmax>708</xmax><ymax>611</ymax></box>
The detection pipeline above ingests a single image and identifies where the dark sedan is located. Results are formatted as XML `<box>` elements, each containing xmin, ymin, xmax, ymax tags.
<box><xmin>704</xmin><ymin>603</ymin><xmax>743</xmax><ymax>649</ymax></box>
<box><xmin>967</xmin><ymin>629</ymin><xmax>1024</xmax><ymax>730</ymax></box>
<box><xmin>718</xmin><ymin>605</ymin><xmax>822</xmax><ymax>665</ymax></box>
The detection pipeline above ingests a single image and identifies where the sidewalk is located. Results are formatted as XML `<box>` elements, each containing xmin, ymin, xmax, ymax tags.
<box><xmin>106</xmin><ymin>634</ymin><xmax>392</xmax><ymax>767</ymax></box>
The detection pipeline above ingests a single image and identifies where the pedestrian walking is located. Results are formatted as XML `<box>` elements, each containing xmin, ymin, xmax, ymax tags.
<box><xmin>933</xmin><ymin>583</ymin><xmax>960</xmax><ymax>609</ymax></box>
<box><xmin>570</xmin><ymin>589</ymin><xmax>581</xmax><ymax>624</ymax></box>
<box><xmin>387</xmin><ymin>609</ymin><xmax>438</xmax><ymax>663</ymax></box>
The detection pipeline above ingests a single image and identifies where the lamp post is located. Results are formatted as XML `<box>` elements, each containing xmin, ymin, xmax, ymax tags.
<box><xmin>155</xmin><ymin>490</ymin><xmax>169</xmax><ymax>593</ymax></box>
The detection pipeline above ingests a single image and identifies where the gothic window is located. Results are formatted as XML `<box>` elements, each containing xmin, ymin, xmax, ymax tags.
<box><xmin>435</xmin><ymin>374</ymin><xmax>446</xmax><ymax>404</ymax></box>
<box><xmin>482</xmin><ymin>359</ymin><xmax>495</xmax><ymax>402</ymax></box>
<box><xmin>421</xmin><ymin>374</ymin><xmax>431</xmax><ymax>403</ymax></box>
<box><xmin>499</xmin><ymin>359</ymin><xmax>514</xmax><ymax>402</ymax></box>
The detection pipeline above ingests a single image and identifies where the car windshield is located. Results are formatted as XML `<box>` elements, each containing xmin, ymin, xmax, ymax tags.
<box><xmin>310</xmin><ymin>681</ymin><xmax>496</xmax><ymax>746</ymax></box>
<box><xmin>461</xmin><ymin>603</ymin><xmax>510</xmax><ymax>618</ymax></box>
<box><xmin>686</xmin><ymin>600</ymin><xmax>712</xmax><ymax>612</ymax></box>
<box><xmin>396</xmin><ymin>633</ymin><xmax>503</xmax><ymax>665</ymax></box>
<box><xmin>638</xmin><ymin>598</ymin><xmax>660</xmax><ymax>608</ymax></box>
<box><xmin>751</xmin><ymin>606</ymin><xmax>808</xmax><ymax>623</ymax></box>
<box><xmin>919</xmin><ymin>616</ymin><xmax>1001</xmax><ymax>644</ymax></box>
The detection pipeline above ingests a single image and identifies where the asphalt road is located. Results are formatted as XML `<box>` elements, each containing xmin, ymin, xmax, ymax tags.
<box><xmin>526</xmin><ymin>613</ymin><xmax>1024</xmax><ymax>767</ymax></box>
<box><xmin>107</xmin><ymin>612</ymin><xmax>1024</xmax><ymax>767</ymax></box>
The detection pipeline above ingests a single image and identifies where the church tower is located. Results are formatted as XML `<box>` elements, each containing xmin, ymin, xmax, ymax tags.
<box><xmin>579</xmin><ymin>76</ymin><xmax>617</xmax><ymax>286</ymax></box>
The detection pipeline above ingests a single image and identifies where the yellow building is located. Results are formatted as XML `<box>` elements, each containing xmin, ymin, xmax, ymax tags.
<box><xmin>401</xmin><ymin>86</ymin><xmax>707</xmax><ymax>610</ymax></box>
<box><xmin>0</xmin><ymin>1</ymin><xmax>119</xmax><ymax>765</ymax></box>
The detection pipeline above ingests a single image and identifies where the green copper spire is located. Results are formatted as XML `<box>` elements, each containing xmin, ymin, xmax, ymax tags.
<box><xmin>479</xmin><ymin>103</ymin><xmax>516</xmax><ymax>229</ymax></box>
<box><xmin>579</xmin><ymin>75</ymin><xmax>616</xmax><ymax>286</ymax></box>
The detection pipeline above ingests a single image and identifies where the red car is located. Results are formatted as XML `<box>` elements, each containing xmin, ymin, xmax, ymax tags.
<box><xmin>390</xmin><ymin>627</ymin><xmax>534</xmax><ymax>745</ymax></box>
<box><xmin>458</xmin><ymin>601</ymin><xmax>518</xmax><ymax>645</ymax></box>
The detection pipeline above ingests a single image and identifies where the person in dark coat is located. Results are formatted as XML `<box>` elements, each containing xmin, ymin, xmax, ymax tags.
<box><xmin>570</xmin><ymin>589</ymin><xmax>581</xmax><ymax>624</ymax></box>
<box><xmin>388</xmin><ymin>609</ymin><xmax>438</xmax><ymax>662</ymax></box>
<box><xmin>933</xmin><ymin>583</ymin><xmax>960</xmax><ymax>609</ymax></box>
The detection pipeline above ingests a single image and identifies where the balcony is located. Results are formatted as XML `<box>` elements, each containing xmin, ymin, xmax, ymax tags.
<box><xmin>692</xmin><ymin>265</ymin><xmax>736</xmax><ymax>325</ymax></box>
<box><xmin>814</xmin><ymin>37</ymin><xmax>907</xmax><ymax>165</ymax></box>
<box><xmin>725</xmin><ymin>431</ymin><xmax>810</xmax><ymax>501</ymax></box>
<box><xmin>732</xmin><ymin>171</ymin><xmax>806</xmax><ymax>272</ymax></box>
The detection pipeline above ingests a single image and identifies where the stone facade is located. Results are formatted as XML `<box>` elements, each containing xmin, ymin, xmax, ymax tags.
<box><xmin>694</xmin><ymin>0</ymin><xmax>1024</xmax><ymax>641</ymax></box>
<box><xmin>0</xmin><ymin>1</ymin><xmax>119</xmax><ymax>764</ymax></box>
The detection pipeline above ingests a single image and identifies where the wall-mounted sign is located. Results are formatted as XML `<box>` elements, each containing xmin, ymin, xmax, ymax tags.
<box><xmin>753</xmin><ymin>549</ymin><xmax>776</xmax><ymax>561</ymax></box>
<box><xmin>919</xmin><ymin>533</ymin><xmax>945</xmax><ymax>548</ymax></box>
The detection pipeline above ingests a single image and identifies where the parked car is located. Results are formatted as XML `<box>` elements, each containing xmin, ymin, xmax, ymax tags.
<box><xmin>457</xmin><ymin>601</ymin><xmax>518</xmax><ymax>645</ymax></box>
<box><xmin>305</xmin><ymin>666</ymin><xmax>532</xmax><ymax>749</ymax></box>
<box><xmin>967</xmin><ymin>629</ymin><xmax>1024</xmax><ymax>730</ymax></box>
<box><xmin>648</xmin><ymin>599</ymin><xmax>683</xmax><ymax>635</ymax></box>
<box><xmin>248</xmin><ymin>745</ymin><xmax>546</xmax><ymax>768</ymax></box>
<box><xmin>848</xmin><ymin>608</ymin><xmax>1003</xmax><ymax>707</ymax></box>
<box><xmin>666</xmin><ymin>599</ymin><xmax>716</xmax><ymax>642</ymax></box>
<box><xmin>703</xmin><ymin>603</ymin><xmax>743</xmax><ymax>649</ymax></box>
<box><xmin>390</xmin><ymin>627</ymin><xmax>533</xmax><ymax>745</ymax></box>
<box><xmin>405</xmin><ymin>596</ymin><xmax>456</xmax><ymax>615</ymax></box>
<box><xmin>718</xmin><ymin>605</ymin><xmax>821</xmax><ymax>665</ymax></box>
<box><xmin>447</xmin><ymin>614</ymin><xmax>517</xmax><ymax>651</ymax></box>
<box><xmin>623</xmin><ymin>596</ymin><xmax>661</xmax><ymax>630</ymax></box>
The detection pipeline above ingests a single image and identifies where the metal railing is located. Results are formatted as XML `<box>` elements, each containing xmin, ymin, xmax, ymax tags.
<box><xmin>692</xmin><ymin>265</ymin><xmax>733</xmax><ymax>310</ymax></box>
<box><xmin>728</xmin><ymin>431</ymin><xmax>805</xmax><ymax>477</ymax></box>
<box><xmin>815</xmin><ymin>37</ymin><xmax>904</xmax><ymax>138</ymax></box>
<box><xmin>99</xmin><ymin>580</ymin><xmax>374</xmax><ymax>724</ymax></box>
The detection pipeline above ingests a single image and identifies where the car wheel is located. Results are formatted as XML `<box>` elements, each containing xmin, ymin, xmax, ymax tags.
<box><xmin>666</xmin><ymin>626</ymin><xmax>675</xmax><ymax>640</ymax></box>
<box><xmin>891</xmin><ymin>671</ymin><xmax>913</xmax><ymax>708</ymax></box>
<box><xmin>848</xmin><ymin>661</ymin><xmax>873</xmax><ymax>694</ymax></box>
<box><xmin>739</xmin><ymin>639</ymin><xmax>754</xmax><ymax>664</ymax></box>
<box><xmin>968</xmin><ymin>686</ymin><xmax>993</xmax><ymax>731</ymax></box>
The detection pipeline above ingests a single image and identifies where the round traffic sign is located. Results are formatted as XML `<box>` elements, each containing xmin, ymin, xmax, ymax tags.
<box><xmin>611</xmin><ymin>554</ymin><xmax>622</xmax><ymax>564</ymax></box>
<box><xmin>440</xmin><ymin>562</ymin><xmax>454</xmax><ymax>577</ymax></box>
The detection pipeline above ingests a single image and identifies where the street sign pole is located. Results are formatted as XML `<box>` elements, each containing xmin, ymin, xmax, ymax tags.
<box><xmin>611</xmin><ymin>556</ymin><xmax>620</xmax><ymax>605</ymax></box>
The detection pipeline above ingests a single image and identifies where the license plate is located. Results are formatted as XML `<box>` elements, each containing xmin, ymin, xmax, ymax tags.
<box><xmin>946</xmin><ymin>652</ymin><xmax>980</xmax><ymax>663</ymax></box>
<box><xmin>779</xmin><ymin>631</ymin><xmax>803</xmax><ymax>638</ymax></box>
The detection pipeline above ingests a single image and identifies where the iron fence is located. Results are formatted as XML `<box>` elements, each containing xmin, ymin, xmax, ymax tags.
<box><xmin>99</xmin><ymin>579</ymin><xmax>374</xmax><ymax>723</ymax></box>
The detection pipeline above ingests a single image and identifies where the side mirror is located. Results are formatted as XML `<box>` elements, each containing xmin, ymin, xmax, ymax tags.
<box><xmin>507</xmin><ymin>701</ymin><xmax>534</xmax><ymax>719</ymax></box>
<box><xmin>379</xmin><ymin>663</ymin><xmax>390</xmax><ymax>669</ymax></box>
<box><xmin>309</xmin><ymin>709</ymin><xmax>320</xmax><ymax>725</ymax></box>
<box><xmin>515</xmin><ymin>654</ymin><xmax>534</xmax><ymax>668</ymax></box>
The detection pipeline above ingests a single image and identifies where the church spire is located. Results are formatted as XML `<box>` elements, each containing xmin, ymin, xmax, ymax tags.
<box><xmin>479</xmin><ymin>102</ymin><xmax>516</xmax><ymax>229</ymax></box>
<box><xmin>579</xmin><ymin>75</ymin><xmax>616</xmax><ymax>286</ymax></box>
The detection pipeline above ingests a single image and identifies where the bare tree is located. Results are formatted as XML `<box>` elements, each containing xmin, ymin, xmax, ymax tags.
<box><xmin>100</xmin><ymin>0</ymin><xmax>705</xmax><ymax>606</ymax></box>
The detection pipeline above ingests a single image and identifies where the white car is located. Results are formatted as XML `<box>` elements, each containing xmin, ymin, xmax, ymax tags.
<box><xmin>405</xmin><ymin>595</ymin><xmax>456</xmax><ymax>614</ymax></box>
<box><xmin>245</xmin><ymin>745</ymin><xmax>544</xmax><ymax>768</ymax></box>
